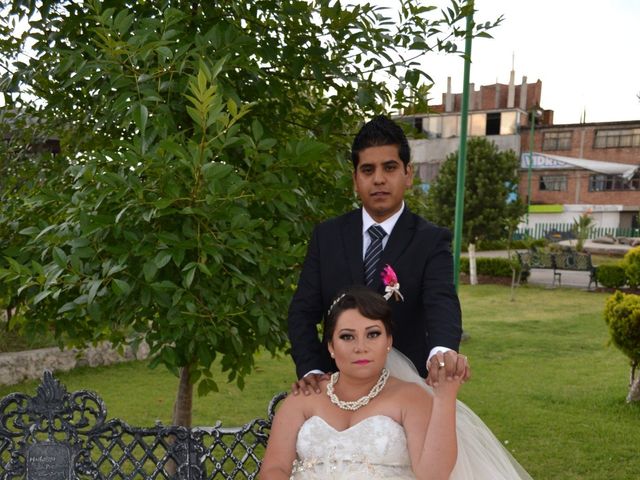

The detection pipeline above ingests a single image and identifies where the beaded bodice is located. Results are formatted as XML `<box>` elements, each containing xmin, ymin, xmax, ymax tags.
<box><xmin>291</xmin><ymin>415</ymin><xmax>415</xmax><ymax>479</ymax></box>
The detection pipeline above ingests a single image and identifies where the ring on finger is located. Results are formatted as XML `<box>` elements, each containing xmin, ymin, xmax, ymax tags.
<box><xmin>438</xmin><ymin>361</ymin><xmax>445</xmax><ymax>368</ymax></box>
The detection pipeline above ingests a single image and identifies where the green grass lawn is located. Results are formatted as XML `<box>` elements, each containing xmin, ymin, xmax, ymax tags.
<box><xmin>1</xmin><ymin>284</ymin><xmax>638</xmax><ymax>479</ymax></box>
<box><xmin>457</xmin><ymin>285</ymin><xmax>640</xmax><ymax>480</ymax></box>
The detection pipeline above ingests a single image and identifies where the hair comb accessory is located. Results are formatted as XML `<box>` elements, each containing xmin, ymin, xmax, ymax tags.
<box><xmin>327</xmin><ymin>293</ymin><xmax>347</xmax><ymax>316</ymax></box>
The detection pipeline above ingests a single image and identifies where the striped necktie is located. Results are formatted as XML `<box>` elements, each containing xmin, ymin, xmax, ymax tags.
<box><xmin>364</xmin><ymin>225</ymin><xmax>386</xmax><ymax>286</ymax></box>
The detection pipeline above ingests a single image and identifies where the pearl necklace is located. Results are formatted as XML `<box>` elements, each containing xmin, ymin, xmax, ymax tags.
<box><xmin>326</xmin><ymin>368</ymin><xmax>389</xmax><ymax>411</ymax></box>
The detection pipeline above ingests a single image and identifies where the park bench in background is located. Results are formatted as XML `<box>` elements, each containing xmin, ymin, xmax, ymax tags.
<box><xmin>0</xmin><ymin>371</ymin><xmax>286</xmax><ymax>479</ymax></box>
<box><xmin>513</xmin><ymin>249</ymin><xmax>598</xmax><ymax>290</ymax></box>
<box><xmin>544</xmin><ymin>229</ymin><xmax>576</xmax><ymax>243</ymax></box>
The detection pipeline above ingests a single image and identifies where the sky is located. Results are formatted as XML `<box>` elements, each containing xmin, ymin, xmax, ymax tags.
<box><xmin>422</xmin><ymin>0</ymin><xmax>640</xmax><ymax>124</ymax></box>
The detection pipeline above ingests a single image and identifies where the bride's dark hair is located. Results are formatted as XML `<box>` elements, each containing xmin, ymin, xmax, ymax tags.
<box><xmin>324</xmin><ymin>286</ymin><xmax>393</xmax><ymax>341</ymax></box>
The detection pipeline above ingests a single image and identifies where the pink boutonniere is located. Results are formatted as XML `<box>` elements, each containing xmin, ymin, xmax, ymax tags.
<box><xmin>381</xmin><ymin>264</ymin><xmax>404</xmax><ymax>302</ymax></box>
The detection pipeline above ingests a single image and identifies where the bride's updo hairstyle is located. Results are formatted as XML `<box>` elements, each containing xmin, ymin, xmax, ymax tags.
<box><xmin>324</xmin><ymin>286</ymin><xmax>393</xmax><ymax>342</ymax></box>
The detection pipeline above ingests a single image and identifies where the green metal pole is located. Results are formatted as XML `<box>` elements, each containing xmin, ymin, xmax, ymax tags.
<box><xmin>452</xmin><ymin>2</ymin><xmax>474</xmax><ymax>292</ymax></box>
<box><xmin>526</xmin><ymin>114</ymin><xmax>535</xmax><ymax>231</ymax></box>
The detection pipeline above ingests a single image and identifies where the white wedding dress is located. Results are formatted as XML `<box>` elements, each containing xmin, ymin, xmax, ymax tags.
<box><xmin>290</xmin><ymin>349</ymin><xmax>533</xmax><ymax>480</ymax></box>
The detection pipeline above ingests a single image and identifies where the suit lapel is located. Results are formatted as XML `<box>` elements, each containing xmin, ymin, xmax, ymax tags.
<box><xmin>341</xmin><ymin>209</ymin><xmax>365</xmax><ymax>284</ymax></box>
<box><xmin>379</xmin><ymin>208</ymin><xmax>416</xmax><ymax>280</ymax></box>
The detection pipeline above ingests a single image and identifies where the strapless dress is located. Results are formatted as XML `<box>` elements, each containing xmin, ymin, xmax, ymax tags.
<box><xmin>288</xmin><ymin>349</ymin><xmax>534</xmax><ymax>479</ymax></box>
<box><xmin>291</xmin><ymin>414</ymin><xmax>415</xmax><ymax>479</ymax></box>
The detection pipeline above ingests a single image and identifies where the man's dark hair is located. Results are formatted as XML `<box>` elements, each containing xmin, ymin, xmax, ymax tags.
<box><xmin>350</xmin><ymin>115</ymin><xmax>411</xmax><ymax>170</ymax></box>
<box><xmin>324</xmin><ymin>285</ymin><xmax>393</xmax><ymax>343</ymax></box>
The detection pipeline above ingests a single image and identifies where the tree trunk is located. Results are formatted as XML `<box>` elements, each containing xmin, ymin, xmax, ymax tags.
<box><xmin>626</xmin><ymin>377</ymin><xmax>640</xmax><ymax>403</ymax></box>
<box><xmin>468</xmin><ymin>243</ymin><xmax>478</xmax><ymax>285</ymax></box>
<box><xmin>627</xmin><ymin>363</ymin><xmax>640</xmax><ymax>403</ymax></box>
<box><xmin>172</xmin><ymin>365</ymin><xmax>193</xmax><ymax>427</ymax></box>
<box><xmin>165</xmin><ymin>365</ymin><xmax>194</xmax><ymax>475</ymax></box>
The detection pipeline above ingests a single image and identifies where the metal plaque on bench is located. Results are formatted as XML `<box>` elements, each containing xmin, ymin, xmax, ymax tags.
<box><xmin>26</xmin><ymin>442</ymin><xmax>72</xmax><ymax>480</ymax></box>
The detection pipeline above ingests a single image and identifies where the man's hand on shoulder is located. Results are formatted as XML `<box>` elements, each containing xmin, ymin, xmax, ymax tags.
<box><xmin>291</xmin><ymin>373</ymin><xmax>331</xmax><ymax>396</ymax></box>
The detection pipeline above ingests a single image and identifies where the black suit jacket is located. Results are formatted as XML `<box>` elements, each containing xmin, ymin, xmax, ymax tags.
<box><xmin>288</xmin><ymin>207</ymin><xmax>462</xmax><ymax>378</ymax></box>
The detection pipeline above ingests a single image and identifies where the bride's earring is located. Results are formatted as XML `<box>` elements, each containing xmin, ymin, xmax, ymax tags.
<box><xmin>330</xmin><ymin>351</ymin><xmax>335</xmax><ymax>358</ymax></box>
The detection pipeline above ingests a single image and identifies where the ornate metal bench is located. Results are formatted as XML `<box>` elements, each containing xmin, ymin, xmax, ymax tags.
<box><xmin>513</xmin><ymin>249</ymin><xmax>598</xmax><ymax>289</ymax></box>
<box><xmin>0</xmin><ymin>371</ymin><xmax>286</xmax><ymax>479</ymax></box>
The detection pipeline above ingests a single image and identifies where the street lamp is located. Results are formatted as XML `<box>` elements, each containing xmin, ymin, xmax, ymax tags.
<box><xmin>525</xmin><ymin>107</ymin><xmax>543</xmax><ymax>231</ymax></box>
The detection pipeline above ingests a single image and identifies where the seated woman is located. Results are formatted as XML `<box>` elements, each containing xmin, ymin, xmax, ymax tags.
<box><xmin>259</xmin><ymin>286</ymin><xmax>532</xmax><ymax>480</ymax></box>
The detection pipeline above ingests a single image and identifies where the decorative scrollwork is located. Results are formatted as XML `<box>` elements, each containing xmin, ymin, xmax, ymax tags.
<box><xmin>0</xmin><ymin>372</ymin><xmax>284</xmax><ymax>479</ymax></box>
<box><xmin>0</xmin><ymin>370</ymin><xmax>106</xmax><ymax>442</ymax></box>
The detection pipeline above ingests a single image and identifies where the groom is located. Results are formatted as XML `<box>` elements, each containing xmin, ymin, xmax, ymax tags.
<box><xmin>288</xmin><ymin>115</ymin><xmax>468</xmax><ymax>393</ymax></box>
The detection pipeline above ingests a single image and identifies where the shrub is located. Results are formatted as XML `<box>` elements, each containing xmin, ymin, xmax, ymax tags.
<box><xmin>512</xmin><ymin>238</ymin><xmax>547</xmax><ymax>250</ymax></box>
<box><xmin>0</xmin><ymin>324</ymin><xmax>58</xmax><ymax>353</ymax></box>
<box><xmin>459</xmin><ymin>257</ymin><xmax>529</xmax><ymax>281</ymax></box>
<box><xmin>461</xmin><ymin>238</ymin><xmax>547</xmax><ymax>252</ymax></box>
<box><xmin>604</xmin><ymin>291</ymin><xmax>640</xmax><ymax>402</ymax></box>
<box><xmin>623</xmin><ymin>246</ymin><xmax>640</xmax><ymax>289</ymax></box>
<box><xmin>474</xmin><ymin>239</ymin><xmax>509</xmax><ymax>251</ymax></box>
<box><xmin>460</xmin><ymin>257</ymin><xmax>469</xmax><ymax>272</ymax></box>
<box><xmin>604</xmin><ymin>291</ymin><xmax>640</xmax><ymax>361</ymax></box>
<box><xmin>596</xmin><ymin>264</ymin><xmax>627</xmax><ymax>289</ymax></box>
<box><xmin>478</xmin><ymin>257</ymin><xmax>517</xmax><ymax>277</ymax></box>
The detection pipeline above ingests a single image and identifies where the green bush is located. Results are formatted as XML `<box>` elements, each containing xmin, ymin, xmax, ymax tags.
<box><xmin>459</xmin><ymin>257</ymin><xmax>529</xmax><ymax>281</ymax></box>
<box><xmin>0</xmin><ymin>325</ymin><xmax>58</xmax><ymax>353</ymax></box>
<box><xmin>596</xmin><ymin>264</ymin><xmax>627</xmax><ymax>289</ymax></box>
<box><xmin>473</xmin><ymin>239</ymin><xmax>508</xmax><ymax>251</ymax></box>
<box><xmin>623</xmin><ymin>246</ymin><xmax>640</xmax><ymax>289</ymax></box>
<box><xmin>510</xmin><ymin>238</ymin><xmax>547</xmax><ymax>250</ymax></box>
<box><xmin>460</xmin><ymin>238</ymin><xmax>547</xmax><ymax>252</ymax></box>
<box><xmin>604</xmin><ymin>291</ymin><xmax>640</xmax><ymax>364</ymax></box>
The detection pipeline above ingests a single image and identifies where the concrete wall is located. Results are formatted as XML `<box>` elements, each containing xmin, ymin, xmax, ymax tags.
<box><xmin>0</xmin><ymin>342</ymin><xmax>149</xmax><ymax>386</ymax></box>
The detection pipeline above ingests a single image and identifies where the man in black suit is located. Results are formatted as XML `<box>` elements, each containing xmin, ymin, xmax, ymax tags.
<box><xmin>288</xmin><ymin>115</ymin><xmax>468</xmax><ymax>393</ymax></box>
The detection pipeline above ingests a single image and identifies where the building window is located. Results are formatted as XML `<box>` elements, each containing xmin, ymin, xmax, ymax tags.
<box><xmin>594</xmin><ymin>128</ymin><xmax>640</xmax><ymax>148</ymax></box>
<box><xmin>589</xmin><ymin>173</ymin><xmax>640</xmax><ymax>191</ymax></box>
<box><xmin>539</xmin><ymin>175</ymin><xmax>567</xmax><ymax>191</ymax></box>
<box><xmin>542</xmin><ymin>131</ymin><xmax>572</xmax><ymax>150</ymax></box>
<box><xmin>485</xmin><ymin>112</ymin><xmax>501</xmax><ymax>135</ymax></box>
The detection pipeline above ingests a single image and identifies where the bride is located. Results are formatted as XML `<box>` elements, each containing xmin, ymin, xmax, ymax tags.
<box><xmin>259</xmin><ymin>286</ymin><xmax>532</xmax><ymax>479</ymax></box>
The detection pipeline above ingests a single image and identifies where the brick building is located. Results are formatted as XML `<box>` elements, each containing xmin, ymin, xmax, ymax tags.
<box><xmin>403</xmin><ymin>70</ymin><xmax>550</xmax><ymax>185</ymax></box>
<box><xmin>401</xmin><ymin>71</ymin><xmax>640</xmax><ymax>232</ymax></box>
<box><xmin>520</xmin><ymin>120</ymin><xmax>640</xmax><ymax>229</ymax></box>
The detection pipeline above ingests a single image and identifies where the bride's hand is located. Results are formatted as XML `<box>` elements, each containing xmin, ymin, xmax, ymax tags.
<box><xmin>426</xmin><ymin>352</ymin><xmax>466</xmax><ymax>394</ymax></box>
<box><xmin>426</xmin><ymin>351</ymin><xmax>470</xmax><ymax>387</ymax></box>
<box><xmin>430</xmin><ymin>366</ymin><xmax>462</xmax><ymax>400</ymax></box>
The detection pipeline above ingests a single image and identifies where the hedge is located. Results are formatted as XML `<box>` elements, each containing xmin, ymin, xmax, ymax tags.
<box><xmin>459</xmin><ymin>257</ymin><xmax>528</xmax><ymax>280</ymax></box>
<box><xmin>596</xmin><ymin>264</ymin><xmax>627</xmax><ymax>289</ymax></box>
<box><xmin>604</xmin><ymin>291</ymin><xmax>640</xmax><ymax>363</ymax></box>
<box><xmin>623</xmin><ymin>246</ymin><xmax>640</xmax><ymax>289</ymax></box>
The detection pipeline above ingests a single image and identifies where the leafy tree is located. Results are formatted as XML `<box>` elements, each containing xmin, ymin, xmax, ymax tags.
<box><xmin>425</xmin><ymin>137</ymin><xmax>525</xmax><ymax>246</ymax></box>
<box><xmin>0</xmin><ymin>0</ymin><xmax>498</xmax><ymax>425</ymax></box>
